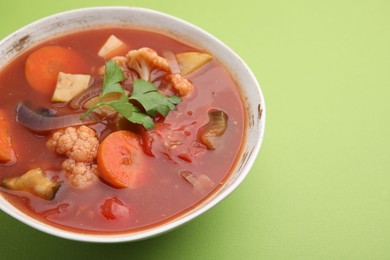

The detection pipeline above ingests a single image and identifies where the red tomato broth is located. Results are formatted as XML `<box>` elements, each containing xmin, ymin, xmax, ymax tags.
<box><xmin>0</xmin><ymin>27</ymin><xmax>246</xmax><ymax>233</ymax></box>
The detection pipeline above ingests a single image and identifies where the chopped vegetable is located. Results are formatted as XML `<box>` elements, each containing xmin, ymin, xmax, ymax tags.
<box><xmin>167</xmin><ymin>74</ymin><xmax>193</xmax><ymax>97</ymax></box>
<box><xmin>25</xmin><ymin>46</ymin><xmax>87</xmax><ymax>95</ymax></box>
<box><xmin>162</xmin><ymin>50</ymin><xmax>181</xmax><ymax>74</ymax></box>
<box><xmin>100</xmin><ymin>197</ymin><xmax>130</xmax><ymax>220</ymax></box>
<box><xmin>100</xmin><ymin>47</ymin><xmax>170</xmax><ymax>85</ymax></box>
<box><xmin>1</xmin><ymin>168</ymin><xmax>61</xmax><ymax>200</ymax></box>
<box><xmin>176</xmin><ymin>52</ymin><xmax>212</xmax><ymax>76</ymax></box>
<box><xmin>98</xmin><ymin>35</ymin><xmax>128</xmax><ymax>60</ymax></box>
<box><xmin>46</xmin><ymin>126</ymin><xmax>99</xmax><ymax>189</ymax></box>
<box><xmin>81</xmin><ymin>61</ymin><xmax>181</xmax><ymax>130</ymax></box>
<box><xmin>97</xmin><ymin>130</ymin><xmax>147</xmax><ymax>189</ymax></box>
<box><xmin>126</xmin><ymin>47</ymin><xmax>170</xmax><ymax>81</ymax></box>
<box><xmin>62</xmin><ymin>159</ymin><xmax>98</xmax><ymax>189</ymax></box>
<box><xmin>198</xmin><ymin>109</ymin><xmax>228</xmax><ymax>150</ymax></box>
<box><xmin>180</xmin><ymin>171</ymin><xmax>215</xmax><ymax>195</ymax></box>
<box><xmin>41</xmin><ymin>204</ymin><xmax>69</xmax><ymax>218</ymax></box>
<box><xmin>52</xmin><ymin>72</ymin><xmax>91</xmax><ymax>102</ymax></box>
<box><xmin>46</xmin><ymin>125</ymin><xmax>99</xmax><ymax>163</ymax></box>
<box><xmin>16</xmin><ymin>102</ymin><xmax>100</xmax><ymax>132</ymax></box>
<box><xmin>139</xmin><ymin>122</ymin><xmax>208</xmax><ymax>162</ymax></box>
<box><xmin>83</xmin><ymin>92</ymin><xmax>126</xmax><ymax>118</ymax></box>
<box><xmin>69</xmin><ymin>79</ymin><xmax>103</xmax><ymax>110</ymax></box>
<box><xmin>0</xmin><ymin>110</ymin><xmax>16</xmax><ymax>164</ymax></box>
<box><xmin>129</xmin><ymin>79</ymin><xmax>181</xmax><ymax>117</ymax></box>
<box><xmin>102</xmin><ymin>59</ymin><xmax>126</xmax><ymax>95</ymax></box>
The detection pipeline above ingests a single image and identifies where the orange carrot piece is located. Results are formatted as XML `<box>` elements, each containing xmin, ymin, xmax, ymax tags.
<box><xmin>0</xmin><ymin>110</ymin><xmax>16</xmax><ymax>164</ymax></box>
<box><xmin>25</xmin><ymin>46</ymin><xmax>88</xmax><ymax>95</ymax></box>
<box><xmin>97</xmin><ymin>130</ymin><xmax>147</xmax><ymax>189</ymax></box>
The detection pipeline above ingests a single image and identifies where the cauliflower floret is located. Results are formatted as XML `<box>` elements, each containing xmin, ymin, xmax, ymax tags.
<box><xmin>106</xmin><ymin>47</ymin><xmax>193</xmax><ymax>96</ymax></box>
<box><xmin>103</xmin><ymin>48</ymin><xmax>169</xmax><ymax>86</ymax></box>
<box><xmin>110</xmin><ymin>56</ymin><xmax>130</xmax><ymax>76</ymax></box>
<box><xmin>46</xmin><ymin>125</ymin><xmax>100</xmax><ymax>189</ymax></box>
<box><xmin>167</xmin><ymin>74</ymin><xmax>193</xmax><ymax>97</ymax></box>
<box><xmin>97</xmin><ymin>56</ymin><xmax>128</xmax><ymax>76</ymax></box>
<box><xmin>46</xmin><ymin>125</ymin><xmax>99</xmax><ymax>163</ymax></box>
<box><xmin>110</xmin><ymin>56</ymin><xmax>128</xmax><ymax>70</ymax></box>
<box><xmin>127</xmin><ymin>48</ymin><xmax>169</xmax><ymax>72</ymax></box>
<box><xmin>62</xmin><ymin>159</ymin><xmax>98</xmax><ymax>189</ymax></box>
<box><xmin>125</xmin><ymin>47</ymin><xmax>170</xmax><ymax>82</ymax></box>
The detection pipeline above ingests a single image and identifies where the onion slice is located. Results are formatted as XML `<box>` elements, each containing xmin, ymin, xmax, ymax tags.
<box><xmin>180</xmin><ymin>171</ymin><xmax>215</xmax><ymax>195</ymax></box>
<box><xmin>16</xmin><ymin>102</ymin><xmax>100</xmax><ymax>132</ymax></box>
<box><xmin>162</xmin><ymin>50</ymin><xmax>181</xmax><ymax>75</ymax></box>
<box><xmin>150</xmin><ymin>69</ymin><xmax>167</xmax><ymax>83</ymax></box>
<box><xmin>69</xmin><ymin>78</ymin><xmax>103</xmax><ymax>110</ymax></box>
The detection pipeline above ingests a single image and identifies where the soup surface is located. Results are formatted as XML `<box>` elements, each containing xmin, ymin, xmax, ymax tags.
<box><xmin>0</xmin><ymin>27</ymin><xmax>245</xmax><ymax>233</ymax></box>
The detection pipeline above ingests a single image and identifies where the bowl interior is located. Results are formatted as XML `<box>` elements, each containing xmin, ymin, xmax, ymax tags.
<box><xmin>0</xmin><ymin>6</ymin><xmax>265</xmax><ymax>242</ymax></box>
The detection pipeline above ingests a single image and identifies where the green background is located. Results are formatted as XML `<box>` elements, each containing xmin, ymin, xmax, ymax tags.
<box><xmin>1</xmin><ymin>0</ymin><xmax>389</xmax><ymax>259</ymax></box>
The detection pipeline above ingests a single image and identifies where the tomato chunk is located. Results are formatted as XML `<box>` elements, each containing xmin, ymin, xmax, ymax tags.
<box><xmin>140</xmin><ymin>122</ymin><xmax>207</xmax><ymax>163</ymax></box>
<box><xmin>101</xmin><ymin>197</ymin><xmax>130</xmax><ymax>220</ymax></box>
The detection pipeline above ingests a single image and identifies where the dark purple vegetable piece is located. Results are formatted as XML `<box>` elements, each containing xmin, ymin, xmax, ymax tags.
<box><xmin>16</xmin><ymin>102</ymin><xmax>100</xmax><ymax>132</ymax></box>
<box><xmin>198</xmin><ymin>109</ymin><xmax>228</xmax><ymax>150</ymax></box>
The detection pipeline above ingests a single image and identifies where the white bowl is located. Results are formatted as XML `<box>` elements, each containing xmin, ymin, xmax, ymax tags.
<box><xmin>0</xmin><ymin>6</ymin><xmax>265</xmax><ymax>243</ymax></box>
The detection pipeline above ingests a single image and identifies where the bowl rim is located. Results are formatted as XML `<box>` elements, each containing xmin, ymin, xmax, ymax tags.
<box><xmin>0</xmin><ymin>6</ymin><xmax>266</xmax><ymax>243</ymax></box>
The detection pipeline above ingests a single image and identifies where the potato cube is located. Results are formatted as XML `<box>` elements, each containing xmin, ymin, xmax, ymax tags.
<box><xmin>98</xmin><ymin>35</ymin><xmax>128</xmax><ymax>59</ymax></box>
<box><xmin>176</xmin><ymin>52</ymin><xmax>212</xmax><ymax>76</ymax></box>
<box><xmin>52</xmin><ymin>73</ymin><xmax>90</xmax><ymax>103</ymax></box>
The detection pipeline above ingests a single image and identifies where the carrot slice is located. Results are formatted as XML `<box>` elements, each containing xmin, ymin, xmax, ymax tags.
<box><xmin>0</xmin><ymin>110</ymin><xmax>16</xmax><ymax>164</ymax></box>
<box><xmin>25</xmin><ymin>46</ymin><xmax>88</xmax><ymax>95</ymax></box>
<box><xmin>97</xmin><ymin>130</ymin><xmax>147</xmax><ymax>189</ymax></box>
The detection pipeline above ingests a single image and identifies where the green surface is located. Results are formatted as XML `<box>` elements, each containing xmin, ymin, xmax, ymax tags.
<box><xmin>1</xmin><ymin>0</ymin><xmax>390</xmax><ymax>259</ymax></box>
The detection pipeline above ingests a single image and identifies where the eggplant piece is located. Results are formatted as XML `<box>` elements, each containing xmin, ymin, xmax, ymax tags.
<box><xmin>1</xmin><ymin>168</ymin><xmax>61</xmax><ymax>200</ymax></box>
<box><xmin>198</xmin><ymin>109</ymin><xmax>228</xmax><ymax>150</ymax></box>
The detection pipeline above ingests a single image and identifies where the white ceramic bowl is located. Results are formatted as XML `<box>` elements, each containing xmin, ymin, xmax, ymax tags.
<box><xmin>0</xmin><ymin>6</ymin><xmax>265</xmax><ymax>243</ymax></box>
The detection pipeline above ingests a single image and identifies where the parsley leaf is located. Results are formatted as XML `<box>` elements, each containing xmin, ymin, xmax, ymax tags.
<box><xmin>130</xmin><ymin>80</ymin><xmax>181</xmax><ymax>117</ymax></box>
<box><xmin>81</xmin><ymin>61</ymin><xmax>181</xmax><ymax>130</ymax></box>
<box><xmin>105</xmin><ymin>95</ymin><xmax>134</xmax><ymax>119</ymax></box>
<box><xmin>127</xmin><ymin>106</ymin><xmax>155</xmax><ymax>130</ymax></box>
<box><xmin>102</xmin><ymin>61</ymin><xmax>125</xmax><ymax>96</ymax></box>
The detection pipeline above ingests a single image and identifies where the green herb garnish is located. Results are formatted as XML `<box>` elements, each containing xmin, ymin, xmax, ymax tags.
<box><xmin>81</xmin><ymin>61</ymin><xmax>181</xmax><ymax>130</ymax></box>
